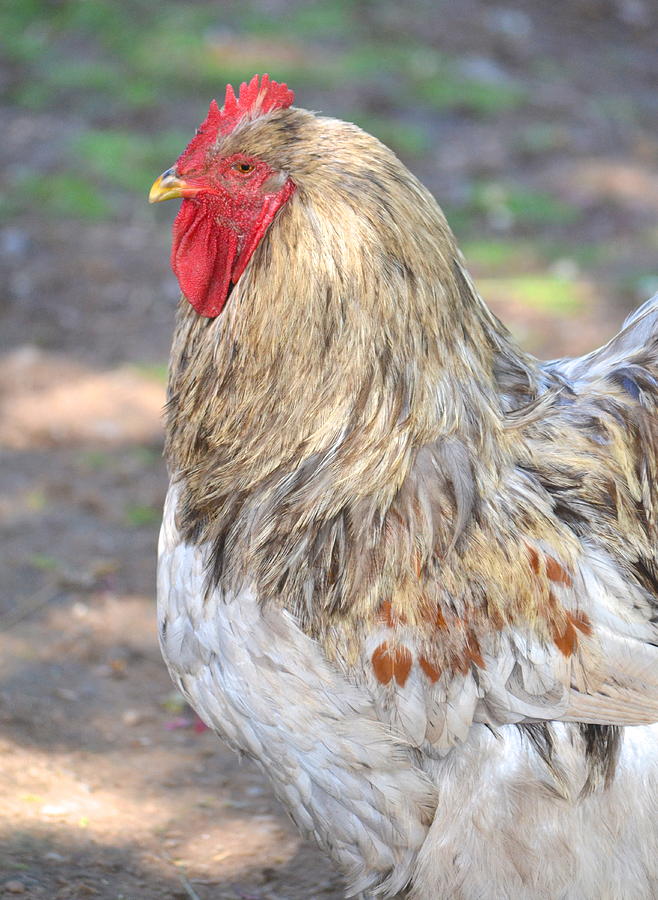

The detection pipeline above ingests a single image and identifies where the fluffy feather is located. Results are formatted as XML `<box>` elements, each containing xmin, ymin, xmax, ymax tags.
<box><xmin>154</xmin><ymin>76</ymin><xmax>658</xmax><ymax>897</ymax></box>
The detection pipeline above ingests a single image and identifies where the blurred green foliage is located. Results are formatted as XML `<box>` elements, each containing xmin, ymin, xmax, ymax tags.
<box><xmin>124</xmin><ymin>503</ymin><xmax>160</xmax><ymax>527</ymax></box>
<box><xmin>130</xmin><ymin>362</ymin><xmax>169</xmax><ymax>384</ymax></box>
<box><xmin>77</xmin><ymin>450</ymin><xmax>115</xmax><ymax>471</ymax></box>
<box><xmin>74</xmin><ymin>130</ymin><xmax>190</xmax><ymax>193</ymax></box>
<box><xmin>479</xmin><ymin>276</ymin><xmax>584</xmax><ymax>315</ymax></box>
<box><xmin>350</xmin><ymin>113</ymin><xmax>430</xmax><ymax>157</ymax></box>
<box><xmin>27</xmin><ymin>553</ymin><xmax>60</xmax><ymax>571</ymax></box>
<box><xmin>2</xmin><ymin>0</ymin><xmax>531</xmax><ymax>118</ymax></box>
<box><xmin>462</xmin><ymin>240</ymin><xmax>532</xmax><ymax>271</ymax></box>
<box><xmin>4</xmin><ymin>172</ymin><xmax>111</xmax><ymax>220</ymax></box>
<box><xmin>3</xmin><ymin>0</ymin><xmax>654</xmax><ymax>325</ymax></box>
<box><xmin>2</xmin><ymin>0</ymin><xmax>535</xmax><ymax>219</ymax></box>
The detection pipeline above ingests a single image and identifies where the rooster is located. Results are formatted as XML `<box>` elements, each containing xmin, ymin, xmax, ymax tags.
<box><xmin>150</xmin><ymin>75</ymin><xmax>658</xmax><ymax>899</ymax></box>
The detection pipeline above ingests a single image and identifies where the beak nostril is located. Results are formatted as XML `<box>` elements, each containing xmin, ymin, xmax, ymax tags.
<box><xmin>149</xmin><ymin>168</ymin><xmax>196</xmax><ymax>204</ymax></box>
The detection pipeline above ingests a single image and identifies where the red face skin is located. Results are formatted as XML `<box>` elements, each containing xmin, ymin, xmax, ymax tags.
<box><xmin>151</xmin><ymin>78</ymin><xmax>296</xmax><ymax>316</ymax></box>
<box><xmin>171</xmin><ymin>154</ymin><xmax>295</xmax><ymax>318</ymax></box>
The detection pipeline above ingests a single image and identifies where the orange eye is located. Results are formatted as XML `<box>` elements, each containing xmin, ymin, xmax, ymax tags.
<box><xmin>233</xmin><ymin>161</ymin><xmax>255</xmax><ymax>175</ymax></box>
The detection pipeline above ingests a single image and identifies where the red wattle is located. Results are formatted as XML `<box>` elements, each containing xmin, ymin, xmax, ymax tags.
<box><xmin>169</xmin><ymin>180</ymin><xmax>296</xmax><ymax>319</ymax></box>
<box><xmin>171</xmin><ymin>201</ymin><xmax>238</xmax><ymax>318</ymax></box>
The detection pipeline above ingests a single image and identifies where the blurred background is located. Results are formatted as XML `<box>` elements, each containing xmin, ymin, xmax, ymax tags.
<box><xmin>0</xmin><ymin>1</ymin><xmax>656</xmax><ymax>897</ymax></box>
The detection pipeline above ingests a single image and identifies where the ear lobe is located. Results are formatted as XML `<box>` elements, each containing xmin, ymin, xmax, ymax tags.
<box><xmin>261</xmin><ymin>172</ymin><xmax>291</xmax><ymax>193</ymax></box>
<box><xmin>231</xmin><ymin>179</ymin><xmax>296</xmax><ymax>283</ymax></box>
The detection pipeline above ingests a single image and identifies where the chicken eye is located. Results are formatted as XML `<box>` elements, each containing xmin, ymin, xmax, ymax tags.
<box><xmin>233</xmin><ymin>161</ymin><xmax>255</xmax><ymax>175</ymax></box>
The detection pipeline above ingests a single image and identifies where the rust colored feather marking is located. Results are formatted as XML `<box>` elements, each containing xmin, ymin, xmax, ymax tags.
<box><xmin>377</xmin><ymin>600</ymin><xmax>407</xmax><ymax>627</ymax></box>
<box><xmin>526</xmin><ymin>544</ymin><xmax>573</xmax><ymax>587</ymax></box>
<box><xmin>553</xmin><ymin>612</ymin><xmax>591</xmax><ymax>656</ymax></box>
<box><xmin>546</xmin><ymin>555</ymin><xmax>573</xmax><ymax>586</ymax></box>
<box><xmin>371</xmin><ymin>642</ymin><xmax>413</xmax><ymax>686</ymax></box>
<box><xmin>372</xmin><ymin>642</ymin><xmax>394</xmax><ymax>684</ymax></box>
<box><xmin>527</xmin><ymin>544</ymin><xmax>573</xmax><ymax>588</ymax></box>
<box><xmin>393</xmin><ymin>647</ymin><xmax>413</xmax><ymax>686</ymax></box>
<box><xmin>419</xmin><ymin>655</ymin><xmax>441</xmax><ymax>683</ymax></box>
<box><xmin>378</xmin><ymin>600</ymin><xmax>395</xmax><ymax>628</ymax></box>
<box><xmin>553</xmin><ymin>618</ymin><xmax>578</xmax><ymax>656</ymax></box>
<box><xmin>466</xmin><ymin>632</ymin><xmax>485</xmax><ymax>668</ymax></box>
<box><xmin>419</xmin><ymin>598</ymin><xmax>447</xmax><ymax>630</ymax></box>
<box><xmin>527</xmin><ymin>545</ymin><xmax>541</xmax><ymax>574</ymax></box>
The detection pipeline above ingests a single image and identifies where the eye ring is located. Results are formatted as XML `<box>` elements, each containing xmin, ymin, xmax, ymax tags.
<box><xmin>233</xmin><ymin>161</ymin><xmax>256</xmax><ymax>175</ymax></box>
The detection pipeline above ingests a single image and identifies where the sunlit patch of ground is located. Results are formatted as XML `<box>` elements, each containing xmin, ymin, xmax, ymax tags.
<box><xmin>0</xmin><ymin>348</ymin><xmax>165</xmax><ymax>449</ymax></box>
<box><xmin>0</xmin><ymin>594</ymin><xmax>344</xmax><ymax>899</ymax></box>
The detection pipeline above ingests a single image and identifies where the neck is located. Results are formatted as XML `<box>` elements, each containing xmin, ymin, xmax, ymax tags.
<box><xmin>164</xmin><ymin>189</ymin><xmax>539</xmax><ymax>629</ymax></box>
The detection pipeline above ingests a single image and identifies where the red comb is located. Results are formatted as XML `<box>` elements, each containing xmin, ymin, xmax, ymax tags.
<box><xmin>221</xmin><ymin>73</ymin><xmax>295</xmax><ymax>132</ymax></box>
<box><xmin>176</xmin><ymin>99</ymin><xmax>223</xmax><ymax>170</ymax></box>
<box><xmin>176</xmin><ymin>74</ymin><xmax>295</xmax><ymax>171</ymax></box>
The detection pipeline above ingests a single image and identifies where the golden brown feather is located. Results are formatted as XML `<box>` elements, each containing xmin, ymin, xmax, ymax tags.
<box><xmin>155</xmin><ymin>84</ymin><xmax>658</xmax><ymax>898</ymax></box>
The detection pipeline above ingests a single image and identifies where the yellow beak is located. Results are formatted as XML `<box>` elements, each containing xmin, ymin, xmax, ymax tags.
<box><xmin>149</xmin><ymin>168</ymin><xmax>200</xmax><ymax>203</ymax></box>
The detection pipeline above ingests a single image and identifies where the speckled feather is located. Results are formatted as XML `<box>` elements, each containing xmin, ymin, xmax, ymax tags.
<box><xmin>157</xmin><ymin>78</ymin><xmax>658</xmax><ymax>898</ymax></box>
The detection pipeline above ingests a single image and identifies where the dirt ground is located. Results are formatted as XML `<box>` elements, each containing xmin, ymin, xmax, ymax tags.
<box><xmin>1</xmin><ymin>1</ymin><xmax>657</xmax><ymax>898</ymax></box>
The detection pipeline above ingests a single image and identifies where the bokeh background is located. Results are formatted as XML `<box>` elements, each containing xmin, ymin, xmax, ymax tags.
<box><xmin>1</xmin><ymin>1</ymin><xmax>657</xmax><ymax>897</ymax></box>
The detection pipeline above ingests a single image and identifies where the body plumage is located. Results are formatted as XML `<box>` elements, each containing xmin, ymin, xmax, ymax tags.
<box><xmin>152</xmin><ymin>76</ymin><xmax>658</xmax><ymax>898</ymax></box>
